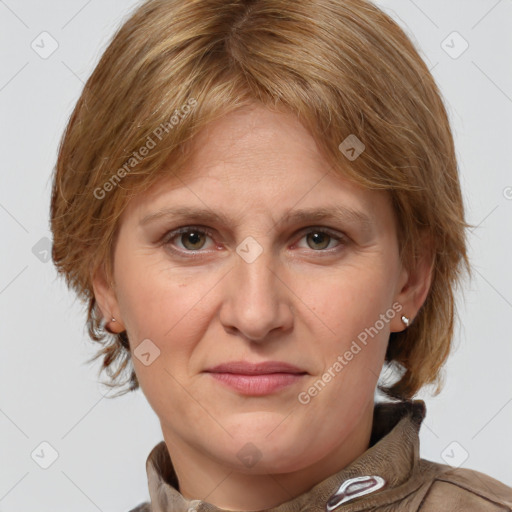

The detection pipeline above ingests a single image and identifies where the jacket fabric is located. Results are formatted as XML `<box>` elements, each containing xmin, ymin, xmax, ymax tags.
<box><xmin>129</xmin><ymin>399</ymin><xmax>512</xmax><ymax>511</ymax></box>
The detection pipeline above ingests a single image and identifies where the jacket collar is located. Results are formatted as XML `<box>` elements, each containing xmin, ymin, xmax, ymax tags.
<box><xmin>145</xmin><ymin>399</ymin><xmax>427</xmax><ymax>512</ymax></box>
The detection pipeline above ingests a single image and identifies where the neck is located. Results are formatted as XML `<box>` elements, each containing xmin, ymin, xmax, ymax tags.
<box><xmin>161</xmin><ymin>402</ymin><xmax>375</xmax><ymax>511</ymax></box>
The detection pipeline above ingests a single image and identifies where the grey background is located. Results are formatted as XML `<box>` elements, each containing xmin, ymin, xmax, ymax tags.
<box><xmin>0</xmin><ymin>0</ymin><xmax>511</xmax><ymax>510</ymax></box>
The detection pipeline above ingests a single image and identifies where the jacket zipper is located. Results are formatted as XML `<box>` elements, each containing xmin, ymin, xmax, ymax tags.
<box><xmin>325</xmin><ymin>475</ymin><xmax>387</xmax><ymax>511</ymax></box>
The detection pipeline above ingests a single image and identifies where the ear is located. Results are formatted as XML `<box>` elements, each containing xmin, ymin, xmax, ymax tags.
<box><xmin>391</xmin><ymin>233</ymin><xmax>435</xmax><ymax>333</ymax></box>
<box><xmin>91</xmin><ymin>263</ymin><xmax>125</xmax><ymax>333</ymax></box>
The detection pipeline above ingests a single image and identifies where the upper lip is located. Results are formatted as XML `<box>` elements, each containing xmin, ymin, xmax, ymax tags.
<box><xmin>205</xmin><ymin>361</ymin><xmax>307</xmax><ymax>375</ymax></box>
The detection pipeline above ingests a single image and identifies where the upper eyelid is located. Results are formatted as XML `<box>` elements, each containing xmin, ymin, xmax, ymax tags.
<box><xmin>165</xmin><ymin>224</ymin><xmax>346</xmax><ymax>237</ymax></box>
<box><xmin>163</xmin><ymin>225</ymin><xmax>348</xmax><ymax>248</ymax></box>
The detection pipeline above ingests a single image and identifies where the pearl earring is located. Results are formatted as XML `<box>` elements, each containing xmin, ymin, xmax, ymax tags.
<box><xmin>401</xmin><ymin>315</ymin><xmax>410</xmax><ymax>327</ymax></box>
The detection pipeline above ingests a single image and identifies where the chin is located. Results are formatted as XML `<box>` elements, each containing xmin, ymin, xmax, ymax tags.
<box><xmin>212</xmin><ymin>423</ymin><xmax>315</xmax><ymax>470</ymax></box>
<box><xmin>216</xmin><ymin>443</ymin><xmax>309</xmax><ymax>475</ymax></box>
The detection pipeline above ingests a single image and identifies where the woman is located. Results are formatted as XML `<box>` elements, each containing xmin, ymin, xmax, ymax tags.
<box><xmin>50</xmin><ymin>0</ymin><xmax>512</xmax><ymax>510</ymax></box>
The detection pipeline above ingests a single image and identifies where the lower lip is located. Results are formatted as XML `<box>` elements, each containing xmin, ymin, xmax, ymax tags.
<box><xmin>207</xmin><ymin>372</ymin><xmax>305</xmax><ymax>395</ymax></box>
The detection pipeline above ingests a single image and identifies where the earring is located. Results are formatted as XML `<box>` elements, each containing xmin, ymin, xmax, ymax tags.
<box><xmin>100</xmin><ymin>316</ymin><xmax>117</xmax><ymax>332</ymax></box>
<box><xmin>401</xmin><ymin>315</ymin><xmax>410</xmax><ymax>327</ymax></box>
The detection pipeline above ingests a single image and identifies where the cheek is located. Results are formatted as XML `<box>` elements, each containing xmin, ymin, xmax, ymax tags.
<box><xmin>113</xmin><ymin>259</ymin><xmax>227</xmax><ymax>407</ymax></box>
<box><xmin>294</xmin><ymin>265</ymin><xmax>395</xmax><ymax>393</ymax></box>
<box><xmin>114</xmin><ymin>249</ymin><xmax>215</xmax><ymax>340</ymax></box>
<box><xmin>113</xmin><ymin>260</ymin><xmax>218</xmax><ymax>415</ymax></box>
<box><xmin>298</xmin><ymin>264</ymin><xmax>395</xmax><ymax>336</ymax></box>
<box><xmin>116</xmin><ymin>249</ymin><xmax>395</xmax><ymax>358</ymax></box>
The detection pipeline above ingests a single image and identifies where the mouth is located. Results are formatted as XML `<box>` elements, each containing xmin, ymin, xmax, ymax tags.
<box><xmin>204</xmin><ymin>361</ymin><xmax>308</xmax><ymax>396</ymax></box>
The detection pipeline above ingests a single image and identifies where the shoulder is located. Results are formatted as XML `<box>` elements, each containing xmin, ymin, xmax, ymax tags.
<box><xmin>417</xmin><ymin>460</ymin><xmax>512</xmax><ymax>511</ymax></box>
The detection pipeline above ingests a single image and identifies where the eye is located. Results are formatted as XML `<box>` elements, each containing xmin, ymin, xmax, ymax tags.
<box><xmin>163</xmin><ymin>226</ymin><xmax>215</xmax><ymax>253</ymax></box>
<box><xmin>295</xmin><ymin>228</ymin><xmax>346</xmax><ymax>251</ymax></box>
<box><xmin>161</xmin><ymin>225</ymin><xmax>347</xmax><ymax>257</ymax></box>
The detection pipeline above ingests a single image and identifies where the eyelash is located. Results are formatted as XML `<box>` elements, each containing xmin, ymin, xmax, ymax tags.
<box><xmin>161</xmin><ymin>225</ymin><xmax>348</xmax><ymax>258</ymax></box>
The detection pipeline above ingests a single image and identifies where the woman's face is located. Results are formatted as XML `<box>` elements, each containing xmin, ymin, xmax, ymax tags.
<box><xmin>96</xmin><ymin>104</ymin><xmax>414</xmax><ymax>479</ymax></box>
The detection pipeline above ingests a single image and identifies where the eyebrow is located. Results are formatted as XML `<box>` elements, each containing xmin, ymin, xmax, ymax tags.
<box><xmin>140</xmin><ymin>205</ymin><xmax>373</xmax><ymax>232</ymax></box>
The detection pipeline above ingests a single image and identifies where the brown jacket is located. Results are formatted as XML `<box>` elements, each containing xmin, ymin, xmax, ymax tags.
<box><xmin>129</xmin><ymin>399</ymin><xmax>512</xmax><ymax>511</ymax></box>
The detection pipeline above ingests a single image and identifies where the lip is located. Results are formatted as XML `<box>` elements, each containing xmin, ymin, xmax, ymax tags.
<box><xmin>204</xmin><ymin>361</ymin><xmax>307</xmax><ymax>396</ymax></box>
<box><xmin>206</xmin><ymin>361</ymin><xmax>306</xmax><ymax>375</ymax></box>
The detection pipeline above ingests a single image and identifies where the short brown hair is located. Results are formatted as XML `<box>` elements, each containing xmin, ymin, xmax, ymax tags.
<box><xmin>50</xmin><ymin>0</ymin><xmax>472</xmax><ymax>400</ymax></box>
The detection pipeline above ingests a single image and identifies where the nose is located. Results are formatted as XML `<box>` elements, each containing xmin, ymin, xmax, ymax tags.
<box><xmin>219</xmin><ymin>243</ymin><xmax>294</xmax><ymax>343</ymax></box>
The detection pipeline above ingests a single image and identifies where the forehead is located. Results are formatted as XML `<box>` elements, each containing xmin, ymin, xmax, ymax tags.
<box><xmin>179</xmin><ymin>104</ymin><xmax>328</xmax><ymax>184</ymax></box>
<box><xmin>120</xmin><ymin>105</ymin><xmax>393</xmax><ymax>230</ymax></box>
